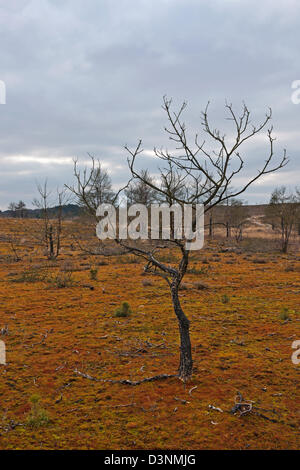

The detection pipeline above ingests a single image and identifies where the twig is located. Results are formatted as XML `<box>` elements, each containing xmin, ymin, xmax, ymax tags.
<box><xmin>208</xmin><ymin>404</ymin><xmax>223</xmax><ymax>413</ymax></box>
<box><xmin>189</xmin><ymin>385</ymin><xmax>197</xmax><ymax>395</ymax></box>
<box><xmin>174</xmin><ymin>397</ymin><xmax>190</xmax><ymax>404</ymax></box>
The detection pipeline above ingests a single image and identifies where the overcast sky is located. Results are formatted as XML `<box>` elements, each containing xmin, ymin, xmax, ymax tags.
<box><xmin>0</xmin><ymin>0</ymin><xmax>299</xmax><ymax>209</ymax></box>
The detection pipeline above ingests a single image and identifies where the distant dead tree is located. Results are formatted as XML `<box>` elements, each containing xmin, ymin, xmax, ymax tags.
<box><xmin>32</xmin><ymin>181</ymin><xmax>67</xmax><ymax>259</ymax></box>
<box><xmin>8</xmin><ymin>202</ymin><xmax>17</xmax><ymax>217</ymax></box>
<box><xmin>8</xmin><ymin>202</ymin><xmax>16</xmax><ymax>211</ymax></box>
<box><xmin>266</xmin><ymin>186</ymin><xmax>299</xmax><ymax>253</ymax></box>
<box><xmin>7</xmin><ymin>233</ymin><xmax>22</xmax><ymax>261</ymax></box>
<box><xmin>16</xmin><ymin>200</ymin><xmax>27</xmax><ymax>218</ymax></box>
<box><xmin>206</xmin><ymin>208</ymin><xmax>214</xmax><ymax>238</ymax></box>
<box><xmin>72</xmin><ymin>157</ymin><xmax>116</xmax><ymax>216</ymax></box>
<box><xmin>65</xmin><ymin>159</ymin><xmax>125</xmax><ymax>255</ymax></box>
<box><xmin>125</xmin><ymin>169</ymin><xmax>158</xmax><ymax>206</ymax></box>
<box><xmin>69</xmin><ymin>97</ymin><xmax>287</xmax><ymax>381</ymax></box>
<box><xmin>159</xmin><ymin>163</ymin><xmax>188</xmax><ymax>206</ymax></box>
<box><xmin>8</xmin><ymin>201</ymin><xmax>26</xmax><ymax>218</ymax></box>
<box><xmin>225</xmin><ymin>199</ymin><xmax>248</xmax><ymax>242</ymax></box>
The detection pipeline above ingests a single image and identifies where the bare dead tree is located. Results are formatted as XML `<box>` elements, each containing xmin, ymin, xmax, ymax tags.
<box><xmin>69</xmin><ymin>97</ymin><xmax>287</xmax><ymax>382</ymax></box>
<box><xmin>15</xmin><ymin>200</ymin><xmax>27</xmax><ymax>218</ymax></box>
<box><xmin>4</xmin><ymin>233</ymin><xmax>22</xmax><ymax>261</ymax></box>
<box><xmin>225</xmin><ymin>199</ymin><xmax>248</xmax><ymax>242</ymax></box>
<box><xmin>65</xmin><ymin>158</ymin><xmax>128</xmax><ymax>255</ymax></box>
<box><xmin>266</xmin><ymin>186</ymin><xmax>299</xmax><ymax>253</ymax></box>
<box><xmin>66</xmin><ymin>157</ymin><xmax>116</xmax><ymax>217</ymax></box>
<box><xmin>124</xmin><ymin>97</ymin><xmax>287</xmax><ymax>380</ymax></box>
<box><xmin>8</xmin><ymin>202</ymin><xmax>17</xmax><ymax>218</ymax></box>
<box><xmin>125</xmin><ymin>169</ymin><xmax>159</xmax><ymax>206</ymax></box>
<box><xmin>8</xmin><ymin>200</ymin><xmax>27</xmax><ymax>218</ymax></box>
<box><xmin>32</xmin><ymin>181</ymin><xmax>68</xmax><ymax>259</ymax></box>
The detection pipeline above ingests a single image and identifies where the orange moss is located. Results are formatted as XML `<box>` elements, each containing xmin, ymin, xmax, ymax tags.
<box><xmin>0</xmin><ymin>219</ymin><xmax>299</xmax><ymax>449</ymax></box>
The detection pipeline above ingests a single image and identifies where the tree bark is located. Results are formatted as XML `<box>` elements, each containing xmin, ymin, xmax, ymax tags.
<box><xmin>171</xmin><ymin>284</ymin><xmax>193</xmax><ymax>381</ymax></box>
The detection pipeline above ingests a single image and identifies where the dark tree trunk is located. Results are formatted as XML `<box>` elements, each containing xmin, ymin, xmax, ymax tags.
<box><xmin>49</xmin><ymin>225</ymin><xmax>54</xmax><ymax>259</ymax></box>
<box><xmin>209</xmin><ymin>215</ymin><xmax>213</xmax><ymax>238</ymax></box>
<box><xmin>171</xmin><ymin>284</ymin><xmax>193</xmax><ymax>381</ymax></box>
<box><xmin>226</xmin><ymin>221</ymin><xmax>230</xmax><ymax>238</ymax></box>
<box><xmin>56</xmin><ymin>236</ymin><xmax>60</xmax><ymax>258</ymax></box>
<box><xmin>281</xmin><ymin>231</ymin><xmax>288</xmax><ymax>253</ymax></box>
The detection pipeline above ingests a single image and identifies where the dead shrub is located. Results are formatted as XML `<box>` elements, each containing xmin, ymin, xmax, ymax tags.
<box><xmin>47</xmin><ymin>271</ymin><xmax>75</xmax><ymax>288</ymax></box>
<box><xmin>60</xmin><ymin>261</ymin><xmax>75</xmax><ymax>272</ymax></box>
<box><xmin>96</xmin><ymin>260</ymin><xmax>108</xmax><ymax>266</ymax></box>
<box><xmin>142</xmin><ymin>279</ymin><xmax>153</xmax><ymax>287</ymax></box>
<box><xmin>179</xmin><ymin>283</ymin><xmax>189</xmax><ymax>291</ymax></box>
<box><xmin>194</xmin><ymin>282</ymin><xmax>209</xmax><ymax>290</ymax></box>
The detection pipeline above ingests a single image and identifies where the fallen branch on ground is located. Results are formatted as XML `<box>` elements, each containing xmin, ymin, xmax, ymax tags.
<box><xmin>74</xmin><ymin>369</ymin><xmax>178</xmax><ymax>385</ymax></box>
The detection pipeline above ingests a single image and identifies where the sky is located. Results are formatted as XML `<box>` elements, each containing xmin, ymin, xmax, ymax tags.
<box><xmin>0</xmin><ymin>0</ymin><xmax>300</xmax><ymax>209</ymax></box>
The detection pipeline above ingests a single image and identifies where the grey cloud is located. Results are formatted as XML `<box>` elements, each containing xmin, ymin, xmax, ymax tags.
<box><xmin>0</xmin><ymin>0</ymin><xmax>299</xmax><ymax>209</ymax></box>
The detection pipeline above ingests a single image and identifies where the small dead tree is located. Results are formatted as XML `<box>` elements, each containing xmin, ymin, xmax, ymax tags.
<box><xmin>8</xmin><ymin>234</ymin><xmax>22</xmax><ymax>261</ymax></box>
<box><xmin>69</xmin><ymin>97</ymin><xmax>287</xmax><ymax>381</ymax></box>
<box><xmin>8</xmin><ymin>201</ymin><xmax>27</xmax><ymax>218</ymax></box>
<box><xmin>65</xmin><ymin>159</ymin><xmax>126</xmax><ymax>255</ymax></box>
<box><xmin>266</xmin><ymin>186</ymin><xmax>299</xmax><ymax>253</ymax></box>
<box><xmin>8</xmin><ymin>202</ymin><xmax>17</xmax><ymax>217</ymax></box>
<box><xmin>32</xmin><ymin>181</ymin><xmax>67</xmax><ymax>259</ymax></box>
<box><xmin>226</xmin><ymin>199</ymin><xmax>248</xmax><ymax>242</ymax></box>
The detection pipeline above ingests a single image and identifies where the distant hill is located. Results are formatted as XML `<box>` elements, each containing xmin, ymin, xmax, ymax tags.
<box><xmin>0</xmin><ymin>203</ymin><xmax>271</xmax><ymax>220</ymax></box>
<box><xmin>0</xmin><ymin>202</ymin><xmax>271</xmax><ymax>222</ymax></box>
<box><xmin>0</xmin><ymin>204</ymin><xmax>82</xmax><ymax>219</ymax></box>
